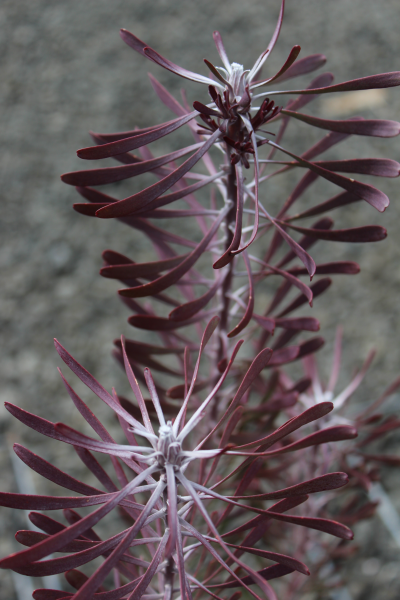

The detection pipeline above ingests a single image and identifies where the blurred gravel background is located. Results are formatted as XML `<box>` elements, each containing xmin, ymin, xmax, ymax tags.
<box><xmin>1</xmin><ymin>1</ymin><xmax>400</xmax><ymax>598</ymax></box>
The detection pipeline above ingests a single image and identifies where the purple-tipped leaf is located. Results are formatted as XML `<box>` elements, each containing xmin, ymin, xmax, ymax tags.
<box><xmin>144</xmin><ymin>46</ymin><xmax>217</xmax><ymax>86</ymax></box>
<box><xmin>77</xmin><ymin>112</ymin><xmax>198</xmax><ymax>160</ymax></box>
<box><xmin>288</xmin><ymin>261</ymin><xmax>360</xmax><ymax>276</ymax></box>
<box><xmin>250</xmin><ymin>45</ymin><xmax>301</xmax><ymax>89</ymax></box>
<box><xmin>273</xmin><ymin>53</ymin><xmax>326</xmax><ymax>84</ymax></box>
<box><xmin>272</xmin><ymin>71</ymin><xmax>400</xmax><ymax>96</ymax></box>
<box><xmin>282</xmin><ymin>222</ymin><xmax>387</xmax><ymax>243</ymax></box>
<box><xmin>282</xmin><ymin>110</ymin><xmax>400</xmax><ymax>138</ymax></box>
<box><xmin>96</xmin><ymin>128</ymin><xmax>221</xmax><ymax>217</ymax></box>
<box><xmin>269</xmin><ymin>141</ymin><xmax>390</xmax><ymax>212</ymax></box>
<box><xmin>62</xmin><ymin>143</ymin><xmax>201</xmax><ymax>187</ymax></box>
<box><xmin>228</xmin><ymin>251</ymin><xmax>255</xmax><ymax>337</ymax></box>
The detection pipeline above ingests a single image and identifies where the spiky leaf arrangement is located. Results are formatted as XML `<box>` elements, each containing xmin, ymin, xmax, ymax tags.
<box><xmin>2</xmin><ymin>1</ymin><xmax>400</xmax><ymax>599</ymax></box>
<box><xmin>264</xmin><ymin>329</ymin><xmax>400</xmax><ymax>598</ymax></box>
<box><xmin>58</xmin><ymin>0</ymin><xmax>400</xmax><ymax>379</ymax></box>
<box><xmin>2</xmin><ymin>322</ymin><xmax>357</xmax><ymax>600</ymax></box>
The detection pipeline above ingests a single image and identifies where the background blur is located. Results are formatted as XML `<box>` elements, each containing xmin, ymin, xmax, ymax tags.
<box><xmin>1</xmin><ymin>1</ymin><xmax>400</xmax><ymax>598</ymax></box>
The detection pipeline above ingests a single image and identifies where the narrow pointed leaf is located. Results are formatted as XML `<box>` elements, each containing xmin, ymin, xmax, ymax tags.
<box><xmin>118</xmin><ymin>207</ymin><xmax>227</xmax><ymax>297</ymax></box>
<box><xmin>231</xmin><ymin>472</ymin><xmax>348</xmax><ymax>500</ymax></box>
<box><xmin>213</xmin><ymin>164</ymin><xmax>244</xmax><ymax>268</ymax></box>
<box><xmin>277</xmin><ymin>277</ymin><xmax>332</xmax><ymax>318</ymax></box>
<box><xmin>77</xmin><ymin>112</ymin><xmax>198</xmax><ymax>160</ymax></box>
<box><xmin>250</xmin><ymin>45</ymin><xmax>301</xmax><ymax>89</ymax></box>
<box><xmin>213</xmin><ymin>31</ymin><xmax>231</xmax><ymax>71</ymax></box>
<box><xmin>228</xmin><ymin>251</ymin><xmax>255</xmax><ymax>337</ymax></box>
<box><xmin>313</xmin><ymin>158</ymin><xmax>400</xmax><ymax>177</ymax></box>
<box><xmin>144</xmin><ymin>46</ymin><xmax>218</xmax><ymax>86</ymax></box>
<box><xmin>235</xmin><ymin>401</ymin><xmax>333</xmax><ymax>449</ymax></box>
<box><xmin>282</xmin><ymin>222</ymin><xmax>387</xmax><ymax>243</ymax></box>
<box><xmin>288</xmin><ymin>261</ymin><xmax>360</xmax><ymax>276</ymax></box>
<box><xmin>272</xmin><ymin>53</ymin><xmax>326</xmax><ymax>83</ymax></box>
<box><xmin>62</xmin><ymin>143</ymin><xmax>201</xmax><ymax>187</ymax></box>
<box><xmin>96</xmin><ymin>129</ymin><xmax>221</xmax><ymax>217</ymax></box>
<box><xmin>268</xmin><ymin>71</ymin><xmax>400</xmax><ymax>96</ymax></box>
<box><xmin>101</xmin><ymin>253</ymin><xmax>189</xmax><ymax>280</ymax></box>
<box><xmin>282</xmin><ymin>110</ymin><xmax>400</xmax><ymax>138</ymax></box>
<box><xmin>248</xmin><ymin>0</ymin><xmax>285</xmax><ymax>81</ymax></box>
<box><xmin>169</xmin><ymin>272</ymin><xmax>227</xmax><ymax>321</ymax></box>
<box><xmin>269</xmin><ymin>141</ymin><xmax>389</xmax><ymax>212</ymax></box>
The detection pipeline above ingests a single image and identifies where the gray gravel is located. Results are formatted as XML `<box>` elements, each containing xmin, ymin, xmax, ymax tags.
<box><xmin>1</xmin><ymin>1</ymin><xmax>400</xmax><ymax>598</ymax></box>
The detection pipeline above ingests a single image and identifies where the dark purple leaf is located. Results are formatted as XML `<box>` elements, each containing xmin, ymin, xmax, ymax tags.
<box><xmin>273</xmin><ymin>53</ymin><xmax>326</xmax><ymax>83</ymax></box>
<box><xmin>193</xmin><ymin>99</ymin><xmax>223</xmax><ymax>117</ymax></box>
<box><xmin>0</xmin><ymin>491</ymin><xmax>118</xmax><ymax>511</ymax></box>
<box><xmin>73</xmin><ymin>447</ymin><xmax>119</xmax><ymax>493</ymax></box>
<box><xmin>297</xmin><ymin>337</ymin><xmax>325</xmax><ymax>358</ymax></box>
<box><xmin>96</xmin><ymin>129</ymin><xmax>221</xmax><ymax>217</ymax></box>
<box><xmin>77</xmin><ymin>112</ymin><xmax>198</xmax><ymax>160</ymax></box>
<box><xmin>274</xmin><ymin>71</ymin><xmax>400</xmax><ymax>95</ymax></box>
<box><xmin>269</xmin><ymin>218</ymin><xmax>316</xmax><ymax>277</ymax></box>
<box><xmin>231</xmin><ymin>473</ymin><xmax>348</xmax><ymax>500</ymax></box>
<box><xmin>222</xmin><ymin>496</ymin><xmax>309</xmax><ymax>537</ymax></box>
<box><xmin>288</xmin><ymin>190</ymin><xmax>361</xmax><ymax>220</ymax></box>
<box><xmin>101</xmin><ymin>253</ymin><xmax>189</xmax><ymax>280</ymax></box>
<box><xmin>264</xmin><ymin>424</ymin><xmax>358</xmax><ymax>456</ymax></box>
<box><xmin>249</xmin><ymin>0</ymin><xmax>285</xmax><ymax>81</ymax></box>
<box><xmin>276</xmin><ymin>277</ymin><xmax>332</xmax><ymax>318</ymax></box>
<box><xmin>166</xmin><ymin>379</ymin><xmax>209</xmax><ymax>400</ymax></box>
<box><xmin>224</xmin><ymin>542</ymin><xmax>309</xmax><ymax>576</ymax></box>
<box><xmin>148</xmin><ymin>73</ymin><xmax>189</xmax><ymax>117</ymax></box>
<box><xmin>114</xmin><ymin>338</ymin><xmax>186</xmax><ymax>356</ymax></box>
<box><xmin>262</xmin><ymin>263</ymin><xmax>313</xmax><ymax>305</ymax></box>
<box><xmin>131</xmin><ymin>171</ymin><xmax>223</xmax><ymax>214</ymax></box>
<box><xmin>29</xmin><ymin>513</ymin><xmax>66</xmax><ymax>535</ymax></box>
<box><xmin>228</xmin><ymin>251</ymin><xmax>255</xmax><ymax>337</ymax></box>
<box><xmin>62</xmin><ymin>143</ymin><xmax>200</xmax><ymax>187</ymax></box>
<box><xmin>274</xmin><ymin>317</ymin><xmax>320</xmax><ymax>331</ymax></box>
<box><xmin>251</xmin><ymin>46</ymin><xmax>301</xmax><ymax>88</ymax></box>
<box><xmin>74</xmin><ymin>203</ymin><xmax>108</xmax><ymax>216</ymax></box>
<box><xmin>282</xmin><ymin>222</ymin><xmax>387</xmax><ymax>243</ymax></box>
<box><xmin>262</xmin><ymin>511</ymin><xmax>353</xmax><ymax>540</ymax></box>
<box><xmin>0</xmin><ymin>465</ymin><xmax>155</xmax><ymax>570</ymax></box>
<box><xmin>128</xmin><ymin>309</ymin><xmax>216</xmax><ymax>331</ymax></box>
<box><xmin>252</xmin><ymin>315</ymin><xmax>276</xmax><ymax>334</ymax></box>
<box><xmin>267</xmin><ymin>345</ymin><xmax>299</xmax><ymax>366</ymax></box>
<box><xmin>282</xmin><ymin>110</ymin><xmax>400</xmax><ymax>138</ymax></box>
<box><xmin>269</xmin><ymin>141</ymin><xmax>390</xmax><ymax>212</ymax></box>
<box><xmin>288</xmin><ymin>261</ymin><xmax>360</xmax><ymax>276</ymax></box>
<box><xmin>313</xmin><ymin>158</ymin><xmax>400</xmax><ymax>177</ymax></box>
<box><xmin>33</xmin><ymin>592</ymin><xmax>72</xmax><ymax>600</ymax></box>
<box><xmin>169</xmin><ymin>273</ymin><xmax>226</xmax><ymax>321</ymax></box>
<box><xmin>213</xmin><ymin>164</ymin><xmax>244</xmax><ymax>268</ymax></box>
<box><xmin>143</xmin><ymin>46</ymin><xmax>217</xmax><ymax>86</ymax></box>
<box><xmin>13</xmin><ymin>444</ymin><xmax>102</xmax><ymax>497</ymax></box>
<box><xmin>284</xmin><ymin>72</ymin><xmax>334</xmax><ymax>113</ymax></box>
<box><xmin>118</xmin><ymin>208</ymin><xmax>227</xmax><ymax>298</ymax></box>
<box><xmin>276</xmin><ymin>216</ymin><xmax>333</xmax><ymax>269</ymax></box>
<box><xmin>236</xmin><ymin>402</ymin><xmax>333</xmax><ymax>449</ymax></box>
<box><xmin>209</xmin><ymin>564</ymin><xmax>295</xmax><ymax>589</ymax></box>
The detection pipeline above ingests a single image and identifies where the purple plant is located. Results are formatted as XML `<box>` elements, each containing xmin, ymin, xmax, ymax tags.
<box><xmin>2</xmin><ymin>1</ymin><xmax>400</xmax><ymax>598</ymax></box>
